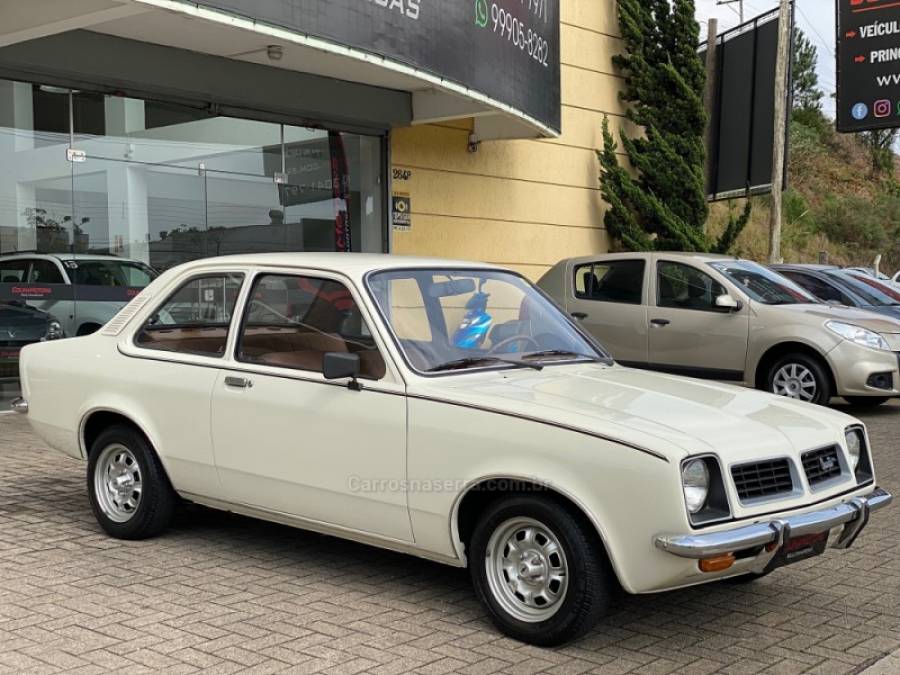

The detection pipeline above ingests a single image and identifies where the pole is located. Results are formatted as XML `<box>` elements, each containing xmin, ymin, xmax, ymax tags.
<box><xmin>704</xmin><ymin>18</ymin><xmax>719</xmax><ymax>192</ymax></box>
<box><xmin>767</xmin><ymin>0</ymin><xmax>791</xmax><ymax>264</ymax></box>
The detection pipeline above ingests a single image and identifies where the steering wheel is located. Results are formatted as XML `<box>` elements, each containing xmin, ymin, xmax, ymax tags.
<box><xmin>488</xmin><ymin>334</ymin><xmax>540</xmax><ymax>355</ymax></box>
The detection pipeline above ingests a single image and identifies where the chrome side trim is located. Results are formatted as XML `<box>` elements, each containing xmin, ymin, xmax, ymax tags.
<box><xmin>654</xmin><ymin>487</ymin><xmax>892</xmax><ymax>559</ymax></box>
<box><xmin>11</xmin><ymin>397</ymin><xmax>28</xmax><ymax>414</ymax></box>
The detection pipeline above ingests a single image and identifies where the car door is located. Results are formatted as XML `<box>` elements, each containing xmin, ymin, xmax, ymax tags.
<box><xmin>210</xmin><ymin>270</ymin><xmax>412</xmax><ymax>542</ymax></box>
<box><xmin>566</xmin><ymin>258</ymin><xmax>649</xmax><ymax>365</ymax></box>
<box><xmin>648</xmin><ymin>258</ymin><xmax>750</xmax><ymax>380</ymax></box>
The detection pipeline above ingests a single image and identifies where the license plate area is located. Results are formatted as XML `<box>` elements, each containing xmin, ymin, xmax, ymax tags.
<box><xmin>765</xmin><ymin>531</ymin><xmax>828</xmax><ymax>571</ymax></box>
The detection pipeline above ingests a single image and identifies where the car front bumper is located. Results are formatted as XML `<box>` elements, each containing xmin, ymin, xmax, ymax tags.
<box><xmin>654</xmin><ymin>487</ymin><xmax>892</xmax><ymax>559</ymax></box>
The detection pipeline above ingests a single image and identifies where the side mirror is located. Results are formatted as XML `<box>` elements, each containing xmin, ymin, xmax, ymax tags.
<box><xmin>322</xmin><ymin>352</ymin><xmax>361</xmax><ymax>388</ymax></box>
<box><xmin>715</xmin><ymin>294</ymin><xmax>740</xmax><ymax>311</ymax></box>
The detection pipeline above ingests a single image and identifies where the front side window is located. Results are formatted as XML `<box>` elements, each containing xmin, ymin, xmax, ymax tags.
<box><xmin>0</xmin><ymin>260</ymin><xmax>28</xmax><ymax>283</ymax></box>
<box><xmin>710</xmin><ymin>261</ymin><xmax>817</xmax><ymax>305</ymax></box>
<box><xmin>367</xmin><ymin>269</ymin><xmax>608</xmax><ymax>373</ymax></box>
<box><xmin>574</xmin><ymin>260</ymin><xmax>645</xmax><ymax>305</ymax></box>
<box><xmin>135</xmin><ymin>274</ymin><xmax>243</xmax><ymax>357</ymax></box>
<box><xmin>237</xmin><ymin>274</ymin><xmax>386</xmax><ymax>380</ymax></box>
<box><xmin>657</xmin><ymin>261</ymin><xmax>727</xmax><ymax>311</ymax></box>
<box><xmin>780</xmin><ymin>271</ymin><xmax>851</xmax><ymax>305</ymax></box>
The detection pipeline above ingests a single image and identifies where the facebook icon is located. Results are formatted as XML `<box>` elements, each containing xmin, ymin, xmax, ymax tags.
<box><xmin>851</xmin><ymin>102</ymin><xmax>869</xmax><ymax>120</ymax></box>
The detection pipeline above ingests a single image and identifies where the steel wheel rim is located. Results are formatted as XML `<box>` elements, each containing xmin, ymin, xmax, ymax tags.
<box><xmin>485</xmin><ymin>517</ymin><xmax>569</xmax><ymax>623</ymax></box>
<box><xmin>94</xmin><ymin>444</ymin><xmax>143</xmax><ymax>523</ymax></box>
<box><xmin>772</xmin><ymin>363</ymin><xmax>818</xmax><ymax>401</ymax></box>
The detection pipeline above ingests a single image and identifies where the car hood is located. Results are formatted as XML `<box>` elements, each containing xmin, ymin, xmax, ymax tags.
<box><xmin>412</xmin><ymin>363</ymin><xmax>858</xmax><ymax>464</ymax></box>
<box><xmin>760</xmin><ymin>302</ymin><xmax>900</xmax><ymax>335</ymax></box>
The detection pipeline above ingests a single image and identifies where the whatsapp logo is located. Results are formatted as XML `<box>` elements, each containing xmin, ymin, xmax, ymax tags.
<box><xmin>475</xmin><ymin>0</ymin><xmax>489</xmax><ymax>27</ymax></box>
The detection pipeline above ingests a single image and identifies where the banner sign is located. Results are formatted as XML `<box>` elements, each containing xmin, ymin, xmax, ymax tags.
<box><xmin>190</xmin><ymin>0</ymin><xmax>561</xmax><ymax>132</ymax></box>
<box><xmin>837</xmin><ymin>0</ymin><xmax>900</xmax><ymax>132</ymax></box>
<box><xmin>0</xmin><ymin>284</ymin><xmax>143</xmax><ymax>302</ymax></box>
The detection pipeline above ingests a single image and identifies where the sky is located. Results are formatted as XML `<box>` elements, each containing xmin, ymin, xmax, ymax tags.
<box><xmin>695</xmin><ymin>0</ymin><xmax>837</xmax><ymax>117</ymax></box>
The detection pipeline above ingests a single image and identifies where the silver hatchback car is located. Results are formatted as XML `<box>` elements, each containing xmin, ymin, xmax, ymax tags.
<box><xmin>538</xmin><ymin>252</ymin><xmax>900</xmax><ymax>408</ymax></box>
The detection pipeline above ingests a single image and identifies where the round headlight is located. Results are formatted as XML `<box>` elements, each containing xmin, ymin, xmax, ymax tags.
<box><xmin>682</xmin><ymin>459</ymin><xmax>710</xmax><ymax>514</ymax></box>
<box><xmin>44</xmin><ymin>320</ymin><xmax>64</xmax><ymax>341</ymax></box>
<box><xmin>845</xmin><ymin>429</ymin><xmax>863</xmax><ymax>471</ymax></box>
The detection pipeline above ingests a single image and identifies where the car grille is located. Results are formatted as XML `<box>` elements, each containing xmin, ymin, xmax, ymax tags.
<box><xmin>802</xmin><ymin>445</ymin><xmax>842</xmax><ymax>486</ymax></box>
<box><xmin>731</xmin><ymin>459</ymin><xmax>793</xmax><ymax>501</ymax></box>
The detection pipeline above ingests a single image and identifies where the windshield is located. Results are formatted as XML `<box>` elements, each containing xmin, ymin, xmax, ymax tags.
<box><xmin>71</xmin><ymin>260</ymin><xmax>157</xmax><ymax>288</ymax></box>
<box><xmin>710</xmin><ymin>261</ymin><xmax>819</xmax><ymax>305</ymax></box>
<box><xmin>367</xmin><ymin>269</ymin><xmax>609</xmax><ymax>373</ymax></box>
<box><xmin>831</xmin><ymin>271</ymin><xmax>900</xmax><ymax>306</ymax></box>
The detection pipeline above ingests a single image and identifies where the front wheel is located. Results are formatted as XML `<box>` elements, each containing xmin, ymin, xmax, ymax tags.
<box><xmin>844</xmin><ymin>396</ymin><xmax>891</xmax><ymax>408</ymax></box>
<box><xmin>469</xmin><ymin>496</ymin><xmax>611</xmax><ymax>646</ymax></box>
<box><xmin>766</xmin><ymin>353</ymin><xmax>833</xmax><ymax>406</ymax></box>
<box><xmin>87</xmin><ymin>425</ymin><xmax>176</xmax><ymax>540</ymax></box>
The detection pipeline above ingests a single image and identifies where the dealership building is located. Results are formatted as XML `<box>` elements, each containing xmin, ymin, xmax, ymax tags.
<box><xmin>0</xmin><ymin>0</ymin><xmax>625</xmax><ymax>397</ymax></box>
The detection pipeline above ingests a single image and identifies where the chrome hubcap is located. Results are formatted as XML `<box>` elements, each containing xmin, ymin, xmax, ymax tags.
<box><xmin>772</xmin><ymin>363</ymin><xmax>818</xmax><ymax>402</ymax></box>
<box><xmin>485</xmin><ymin>517</ymin><xmax>568</xmax><ymax>623</ymax></box>
<box><xmin>94</xmin><ymin>444</ymin><xmax>142</xmax><ymax>523</ymax></box>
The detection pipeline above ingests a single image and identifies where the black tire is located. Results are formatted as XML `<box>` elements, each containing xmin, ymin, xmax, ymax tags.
<box><xmin>469</xmin><ymin>496</ymin><xmax>611</xmax><ymax>646</ymax></box>
<box><xmin>844</xmin><ymin>396</ymin><xmax>891</xmax><ymax>408</ymax></box>
<box><xmin>87</xmin><ymin>425</ymin><xmax>176</xmax><ymax>540</ymax></box>
<box><xmin>765</xmin><ymin>352</ymin><xmax>833</xmax><ymax>406</ymax></box>
<box><xmin>76</xmin><ymin>323</ymin><xmax>102</xmax><ymax>336</ymax></box>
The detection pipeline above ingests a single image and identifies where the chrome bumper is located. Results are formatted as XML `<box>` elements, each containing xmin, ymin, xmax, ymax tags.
<box><xmin>10</xmin><ymin>397</ymin><xmax>28</xmax><ymax>414</ymax></box>
<box><xmin>655</xmin><ymin>487</ymin><xmax>892</xmax><ymax>559</ymax></box>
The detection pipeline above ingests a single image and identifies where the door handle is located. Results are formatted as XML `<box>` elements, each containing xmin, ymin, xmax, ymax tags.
<box><xmin>650</xmin><ymin>318</ymin><xmax>671</xmax><ymax>327</ymax></box>
<box><xmin>224</xmin><ymin>376</ymin><xmax>253</xmax><ymax>389</ymax></box>
<box><xmin>571</xmin><ymin>312</ymin><xmax>588</xmax><ymax>321</ymax></box>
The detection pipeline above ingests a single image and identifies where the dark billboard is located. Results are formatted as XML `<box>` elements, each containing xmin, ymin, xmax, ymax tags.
<box><xmin>190</xmin><ymin>0</ymin><xmax>561</xmax><ymax>133</ymax></box>
<box><xmin>702</xmin><ymin>10</ymin><xmax>786</xmax><ymax>201</ymax></box>
<box><xmin>837</xmin><ymin>0</ymin><xmax>900</xmax><ymax>133</ymax></box>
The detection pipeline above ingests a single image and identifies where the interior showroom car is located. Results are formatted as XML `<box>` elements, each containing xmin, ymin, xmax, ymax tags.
<box><xmin>13</xmin><ymin>253</ymin><xmax>892</xmax><ymax>646</ymax></box>
<box><xmin>538</xmin><ymin>253</ymin><xmax>900</xmax><ymax>407</ymax></box>
<box><xmin>0</xmin><ymin>253</ymin><xmax>158</xmax><ymax>337</ymax></box>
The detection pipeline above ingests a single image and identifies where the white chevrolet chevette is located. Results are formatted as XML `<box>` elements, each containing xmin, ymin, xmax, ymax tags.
<box><xmin>14</xmin><ymin>254</ymin><xmax>892</xmax><ymax>646</ymax></box>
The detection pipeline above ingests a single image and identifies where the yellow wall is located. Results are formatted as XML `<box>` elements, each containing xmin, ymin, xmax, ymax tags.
<box><xmin>390</xmin><ymin>0</ymin><xmax>630</xmax><ymax>281</ymax></box>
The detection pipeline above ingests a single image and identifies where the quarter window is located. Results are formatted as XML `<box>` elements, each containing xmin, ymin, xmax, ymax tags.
<box><xmin>657</xmin><ymin>262</ymin><xmax>727</xmax><ymax>312</ymax></box>
<box><xmin>237</xmin><ymin>274</ymin><xmax>386</xmax><ymax>380</ymax></box>
<box><xmin>135</xmin><ymin>274</ymin><xmax>244</xmax><ymax>357</ymax></box>
<box><xmin>574</xmin><ymin>260</ymin><xmax>645</xmax><ymax>305</ymax></box>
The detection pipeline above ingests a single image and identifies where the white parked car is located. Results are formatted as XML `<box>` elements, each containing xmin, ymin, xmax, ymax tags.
<box><xmin>15</xmin><ymin>254</ymin><xmax>892</xmax><ymax>646</ymax></box>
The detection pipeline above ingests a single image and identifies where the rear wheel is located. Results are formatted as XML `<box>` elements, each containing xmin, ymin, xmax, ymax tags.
<box><xmin>469</xmin><ymin>496</ymin><xmax>611</xmax><ymax>646</ymax></box>
<box><xmin>766</xmin><ymin>353</ymin><xmax>833</xmax><ymax>406</ymax></box>
<box><xmin>844</xmin><ymin>396</ymin><xmax>890</xmax><ymax>408</ymax></box>
<box><xmin>87</xmin><ymin>425</ymin><xmax>176</xmax><ymax>540</ymax></box>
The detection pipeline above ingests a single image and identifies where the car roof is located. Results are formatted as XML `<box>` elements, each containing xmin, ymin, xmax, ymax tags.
<box><xmin>771</xmin><ymin>263</ymin><xmax>840</xmax><ymax>272</ymax></box>
<box><xmin>548</xmin><ymin>251</ymin><xmax>741</xmax><ymax>269</ymax></box>
<box><xmin>0</xmin><ymin>253</ymin><xmax>144</xmax><ymax>262</ymax></box>
<box><xmin>167</xmin><ymin>253</ymin><xmax>505</xmax><ymax>276</ymax></box>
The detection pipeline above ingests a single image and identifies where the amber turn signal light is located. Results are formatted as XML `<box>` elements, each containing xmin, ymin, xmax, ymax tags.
<box><xmin>699</xmin><ymin>553</ymin><xmax>736</xmax><ymax>573</ymax></box>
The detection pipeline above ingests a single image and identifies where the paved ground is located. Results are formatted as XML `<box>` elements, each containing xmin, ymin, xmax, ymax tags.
<box><xmin>0</xmin><ymin>402</ymin><xmax>898</xmax><ymax>675</ymax></box>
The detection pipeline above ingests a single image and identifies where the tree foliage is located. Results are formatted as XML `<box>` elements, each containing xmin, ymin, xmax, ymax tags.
<box><xmin>792</xmin><ymin>30</ymin><xmax>823</xmax><ymax>113</ymax></box>
<box><xmin>598</xmin><ymin>0</ymin><xmax>750</xmax><ymax>253</ymax></box>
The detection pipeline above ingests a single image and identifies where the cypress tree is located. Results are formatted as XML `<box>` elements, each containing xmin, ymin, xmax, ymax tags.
<box><xmin>598</xmin><ymin>0</ymin><xmax>750</xmax><ymax>253</ymax></box>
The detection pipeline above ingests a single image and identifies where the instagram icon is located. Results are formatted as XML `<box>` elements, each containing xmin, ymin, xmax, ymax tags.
<box><xmin>874</xmin><ymin>99</ymin><xmax>892</xmax><ymax>118</ymax></box>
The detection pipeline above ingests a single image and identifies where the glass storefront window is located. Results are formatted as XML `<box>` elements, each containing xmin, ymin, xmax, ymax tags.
<box><xmin>0</xmin><ymin>78</ymin><xmax>387</xmax><ymax>407</ymax></box>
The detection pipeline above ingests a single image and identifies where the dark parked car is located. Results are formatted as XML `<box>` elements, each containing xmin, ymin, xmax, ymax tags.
<box><xmin>0</xmin><ymin>301</ymin><xmax>63</xmax><ymax>378</ymax></box>
<box><xmin>772</xmin><ymin>265</ymin><xmax>900</xmax><ymax>321</ymax></box>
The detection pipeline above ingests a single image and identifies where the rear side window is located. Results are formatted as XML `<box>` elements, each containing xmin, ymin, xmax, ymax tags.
<box><xmin>28</xmin><ymin>260</ymin><xmax>65</xmax><ymax>284</ymax></box>
<box><xmin>574</xmin><ymin>260</ymin><xmax>645</xmax><ymax>305</ymax></box>
<box><xmin>135</xmin><ymin>274</ymin><xmax>244</xmax><ymax>357</ymax></box>
<box><xmin>237</xmin><ymin>274</ymin><xmax>386</xmax><ymax>380</ymax></box>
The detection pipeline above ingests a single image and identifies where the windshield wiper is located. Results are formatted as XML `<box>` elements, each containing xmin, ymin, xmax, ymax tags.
<box><xmin>426</xmin><ymin>356</ymin><xmax>544</xmax><ymax>373</ymax></box>
<box><xmin>520</xmin><ymin>350</ymin><xmax>605</xmax><ymax>363</ymax></box>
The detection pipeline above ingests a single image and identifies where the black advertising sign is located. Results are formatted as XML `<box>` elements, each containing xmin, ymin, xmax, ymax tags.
<box><xmin>190</xmin><ymin>0</ymin><xmax>561</xmax><ymax>132</ymax></box>
<box><xmin>837</xmin><ymin>0</ymin><xmax>900</xmax><ymax>132</ymax></box>
<box><xmin>702</xmin><ymin>10</ymin><xmax>785</xmax><ymax>200</ymax></box>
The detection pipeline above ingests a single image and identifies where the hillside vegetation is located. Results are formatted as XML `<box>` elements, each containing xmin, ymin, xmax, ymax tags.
<box><xmin>708</xmin><ymin>117</ymin><xmax>900</xmax><ymax>276</ymax></box>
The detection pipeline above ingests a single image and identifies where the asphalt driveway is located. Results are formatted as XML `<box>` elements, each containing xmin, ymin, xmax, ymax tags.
<box><xmin>0</xmin><ymin>401</ymin><xmax>898</xmax><ymax>674</ymax></box>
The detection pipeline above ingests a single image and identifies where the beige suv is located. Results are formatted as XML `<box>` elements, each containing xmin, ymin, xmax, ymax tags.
<box><xmin>538</xmin><ymin>252</ymin><xmax>900</xmax><ymax>407</ymax></box>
